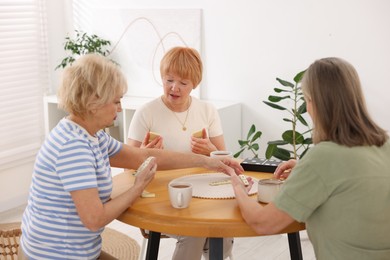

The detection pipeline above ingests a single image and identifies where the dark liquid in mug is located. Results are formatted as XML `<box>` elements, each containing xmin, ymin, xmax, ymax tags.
<box><xmin>171</xmin><ymin>185</ymin><xmax>190</xmax><ymax>189</ymax></box>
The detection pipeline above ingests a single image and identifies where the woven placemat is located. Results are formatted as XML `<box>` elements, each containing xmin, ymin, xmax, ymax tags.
<box><xmin>101</xmin><ymin>228</ymin><xmax>140</xmax><ymax>260</ymax></box>
<box><xmin>171</xmin><ymin>173</ymin><xmax>258</xmax><ymax>199</ymax></box>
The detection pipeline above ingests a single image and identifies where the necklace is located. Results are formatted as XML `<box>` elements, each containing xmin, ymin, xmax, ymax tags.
<box><xmin>162</xmin><ymin>97</ymin><xmax>191</xmax><ymax>131</ymax></box>
<box><xmin>172</xmin><ymin>107</ymin><xmax>190</xmax><ymax>131</ymax></box>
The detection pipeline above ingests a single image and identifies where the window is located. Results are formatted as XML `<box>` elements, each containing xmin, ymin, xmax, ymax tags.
<box><xmin>0</xmin><ymin>0</ymin><xmax>49</xmax><ymax>171</ymax></box>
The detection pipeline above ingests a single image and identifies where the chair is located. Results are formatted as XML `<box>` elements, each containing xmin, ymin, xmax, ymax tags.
<box><xmin>0</xmin><ymin>222</ymin><xmax>21</xmax><ymax>260</ymax></box>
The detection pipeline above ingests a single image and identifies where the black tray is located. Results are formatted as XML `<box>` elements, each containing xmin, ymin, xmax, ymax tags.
<box><xmin>240</xmin><ymin>158</ymin><xmax>283</xmax><ymax>173</ymax></box>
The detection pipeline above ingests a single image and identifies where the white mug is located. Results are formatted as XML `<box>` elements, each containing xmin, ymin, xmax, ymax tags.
<box><xmin>168</xmin><ymin>181</ymin><xmax>193</xmax><ymax>209</ymax></box>
<box><xmin>210</xmin><ymin>150</ymin><xmax>233</xmax><ymax>158</ymax></box>
<box><xmin>257</xmin><ymin>179</ymin><xmax>284</xmax><ymax>203</ymax></box>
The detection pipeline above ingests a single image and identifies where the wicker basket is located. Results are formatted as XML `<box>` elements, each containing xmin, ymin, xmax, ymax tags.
<box><xmin>0</xmin><ymin>223</ymin><xmax>140</xmax><ymax>260</ymax></box>
<box><xmin>0</xmin><ymin>222</ymin><xmax>21</xmax><ymax>260</ymax></box>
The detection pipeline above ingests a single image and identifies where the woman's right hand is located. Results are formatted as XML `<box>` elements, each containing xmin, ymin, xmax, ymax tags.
<box><xmin>133</xmin><ymin>157</ymin><xmax>157</xmax><ymax>190</ymax></box>
<box><xmin>274</xmin><ymin>159</ymin><xmax>297</xmax><ymax>180</ymax></box>
<box><xmin>141</xmin><ymin>132</ymin><xmax>164</xmax><ymax>149</ymax></box>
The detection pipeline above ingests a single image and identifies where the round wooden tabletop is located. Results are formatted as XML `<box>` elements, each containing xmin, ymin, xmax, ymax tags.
<box><xmin>112</xmin><ymin>168</ymin><xmax>305</xmax><ymax>238</ymax></box>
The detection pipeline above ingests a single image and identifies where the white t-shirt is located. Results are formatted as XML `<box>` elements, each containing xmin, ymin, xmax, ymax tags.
<box><xmin>128</xmin><ymin>96</ymin><xmax>223</xmax><ymax>153</ymax></box>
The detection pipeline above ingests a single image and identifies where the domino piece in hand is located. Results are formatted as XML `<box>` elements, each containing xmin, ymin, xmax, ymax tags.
<box><xmin>148</xmin><ymin>132</ymin><xmax>160</xmax><ymax>143</ymax></box>
<box><xmin>239</xmin><ymin>174</ymin><xmax>249</xmax><ymax>186</ymax></box>
<box><xmin>134</xmin><ymin>156</ymin><xmax>155</xmax><ymax>177</ymax></box>
<box><xmin>192</xmin><ymin>129</ymin><xmax>203</xmax><ymax>138</ymax></box>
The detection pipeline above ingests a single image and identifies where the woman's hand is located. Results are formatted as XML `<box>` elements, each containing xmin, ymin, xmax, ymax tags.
<box><xmin>191</xmin><ymin>128</ymin><xmax>217</xmax><ymax>156</ymax></box>
<box><xmin>191</xmin><ymin>137</ymin><xmax>217</xmax><ymax>156</ymax></box>
<box><xmin>230</xmin><ymin>172</ymin><xmax>254</xmax><ymax>194</ymax></box>
<box><xmin>133</xmin><ymin>157</ymin><xmax>157</xmax><ymax>191</ymax></box>
<box><xmin>203</xmin><ymin>156</ymin><xmax>244</xmax><ymax>177</ymax></box>
<box><xmin>274</xmin><ymin>159</ymin><xmax>297</xmax><ymax>180</ymax></box>
<box><xmin>141</xmin><ymin>132</ymin><xmax>164</xmax><ymax>149</ymax></box>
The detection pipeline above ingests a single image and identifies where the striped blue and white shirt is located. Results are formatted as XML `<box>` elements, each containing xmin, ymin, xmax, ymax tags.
<box><xmin>21</xmin><ymin>118</ymin><xmax>122</xmax><ymax>260</ymax></box>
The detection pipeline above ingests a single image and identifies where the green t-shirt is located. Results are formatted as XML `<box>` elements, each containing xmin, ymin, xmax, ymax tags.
<box><xmin>274</xmin><ymin>141</ymin><xmax>390</xmax><ymax>260</ymax></box>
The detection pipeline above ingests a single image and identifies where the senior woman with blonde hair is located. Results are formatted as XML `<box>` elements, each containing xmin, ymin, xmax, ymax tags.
<box><xmin>19</xmin><ymin>53</ymin><xmax>244</xmax><ymax>260</ymax></box>
<box><xmin>231</xmin><ymin>57</ymin><xmax>390</xmax><ymax>259</ymax></box>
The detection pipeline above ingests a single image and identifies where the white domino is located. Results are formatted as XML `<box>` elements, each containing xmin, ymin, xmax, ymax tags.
<box><xmin>239</xmin><ymin>174</ymin><xmax>249</xmax><ymax>186</ymax></box>
<box><xmin>209</xmin><ymin>180</ymin><xmax>231</xmax><ymax>186</ymax></box>
<box><xmin>134</xmin><ymin>156</ymin><xmax>155</xmax><ymax>176</ymax></box>
<box><xmin>141</xmin><ymin>191</ymin><xmax>156</xmax><ymax>198</ymax></box>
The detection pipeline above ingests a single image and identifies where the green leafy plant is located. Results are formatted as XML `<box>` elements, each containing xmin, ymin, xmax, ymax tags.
<box><xmin>234</xmin><ymin>124</ymin><xmax>262</xmax><ymax>158</ymax></box>
<box><xmin>235</xmin><ymin>70</ymin><xmax>313</xmax><ymax>160</ymax></box>
<box><xmin>263</xmin><ymin>70</ymin><xmax>312</xmax><ymax>160</ymax></box>
<box><xmin>55</xmin><ymin>30</ymin><xmax>113</xmax><ymax>70</ymax></box>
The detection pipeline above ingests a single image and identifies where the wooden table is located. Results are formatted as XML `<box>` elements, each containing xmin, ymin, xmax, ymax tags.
<box><xmin>112</xmin><ymin>168</ymin><xmax>305</xmax><ymax>260</ymax></box>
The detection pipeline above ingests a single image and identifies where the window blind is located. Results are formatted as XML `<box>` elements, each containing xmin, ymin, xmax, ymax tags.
<box><xmin>0</xmin><ymin>0</ymin><xmax>49</xmax><ymax>171</ymax></box>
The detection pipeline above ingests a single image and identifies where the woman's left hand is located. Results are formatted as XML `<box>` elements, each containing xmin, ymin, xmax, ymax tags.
<box><xmin>191</xmin><ymin>129</ymin><xmax>216</xmax><ymax>156</ymax></box>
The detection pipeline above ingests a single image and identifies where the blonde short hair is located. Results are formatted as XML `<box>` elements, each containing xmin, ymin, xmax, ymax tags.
<box><xmin>58</xmin><ymin>53</ymin><xmax>127</xmax><ymax>118</ymax></box>
<box><xmin>302</xmin><ymin>57</ymin><xmax>388</xmax><ymax>146</ymax></box>
<box><xmin>160</xmin><ymin>46</ymin><xmax>203</xmax><ymax>88</ymax></box>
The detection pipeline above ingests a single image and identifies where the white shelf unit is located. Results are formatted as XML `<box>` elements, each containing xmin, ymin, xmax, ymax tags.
<box><xmin>43</xmin><ymin>95</ymin><xmax>241</xmax><ymax>152</ymax></box>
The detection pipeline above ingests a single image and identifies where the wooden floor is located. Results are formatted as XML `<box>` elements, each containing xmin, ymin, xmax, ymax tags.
<box><xmin>0</xmin><ymin>204</ymin><xmax>316</xmax><ymax>260</ymax></box>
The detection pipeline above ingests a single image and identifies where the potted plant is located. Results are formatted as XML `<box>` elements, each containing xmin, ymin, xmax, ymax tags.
<box><xmin>55</xmin><ymin>30</ymin><xmax>113</xmax><ymax>70</ymax></box>
<box><xmin>54</xmin><ymin>30</ymin><xmax>120</xmax><ymax>138</ymax></box>
<box><xmin>235</xmin><ymin>70</ymin><xmax>313</xmax><ymax>161</ymax></box>
<box><xmin>234</xmin><ymin>124</ymin><xmax>262</xmax><ymax>158</ymax></box>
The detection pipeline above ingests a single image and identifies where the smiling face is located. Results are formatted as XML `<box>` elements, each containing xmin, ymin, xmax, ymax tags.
<box><xmin>162</xmin><ymin>73</ymin><xmax>194</xmax><ymax>111</ymax></box>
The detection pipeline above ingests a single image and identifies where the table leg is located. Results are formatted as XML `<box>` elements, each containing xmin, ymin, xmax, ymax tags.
<box><xmin>145</xmin><ymin>231</ymin><xmax>161</xmax><ymax>260</ymax></box>
<box><xmin>209</xmin><ymin>237</ymin><xmax>223</xmax><ymax>260</ymax></box>
<box><xmin>287</xmin><ymin>232</ymin><xmax>303</xmax><ymax>260</ymax></box>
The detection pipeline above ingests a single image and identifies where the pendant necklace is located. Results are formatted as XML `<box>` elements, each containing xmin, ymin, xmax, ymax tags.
<box><xmin>173</xmin><ymin>108</ymin><xmax>190</xmax><ymax>131</ymax></box>
<box><xmin>164</xmin><ymin>97</ymin><xmax>191</xmax><ymax>131</ymax></box>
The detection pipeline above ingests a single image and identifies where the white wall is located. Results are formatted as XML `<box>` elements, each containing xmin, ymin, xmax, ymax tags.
<box><xmin>48</xmin><ymin>0</ymin><xmax>390</xmax><ymax>157</ymax></box>
<box><xmin>45</xmin><ymin>0</ymin><xmax>73</xmax><ymax>91</ymax></box>
<box><xmin>2</xmin><ymin>0</ymin><xmax>389</xmax><ymax>213</ymax></box>
<box><xmin>0</xmin><ymin>164</ymin><xmax>33</xmax><ymax>212</ymax></box>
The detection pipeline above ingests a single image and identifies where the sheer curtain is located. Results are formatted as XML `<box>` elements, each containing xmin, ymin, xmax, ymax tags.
<box><xmin>0</xmin><ymin>0</ymin><xmax>49</xmax><ymax>171</ymax></box>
